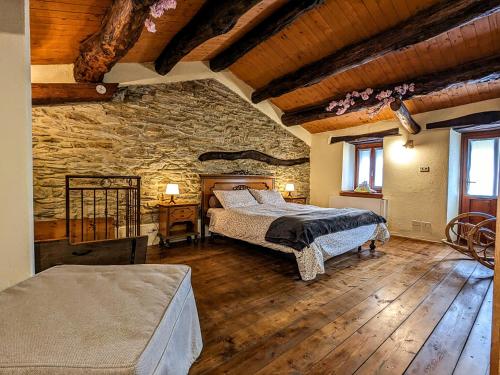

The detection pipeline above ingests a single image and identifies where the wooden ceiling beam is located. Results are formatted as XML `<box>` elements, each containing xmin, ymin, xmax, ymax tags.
<box><xmin>251</xmin><ymin>0</ymin><xmax>500</xmax><ymax>103</ymax></box>
<box><xmin>281</xmin><ymin>54</ymin><xmax>500</xmax><ymax>126</ymax></box>
<box><xmin>209</xmin><ymin>0</ymin><xmax>325</xmax><ymax>72</ymax></box>
<box><xmin>73</xmin><ymin>0</ymin><xmax>156</xmax><ymax>83</ymax></box>
<box><xmin>155</xmin><ymin>0</ymin><xmax>261</xmax><ymax>76</ymax></box>
<box><xmin>32</xmin><ymin>83</ymin><xmax>118</xmax><ymax>105</ymax></box>
<box><xmin>329</xmin><ymin>128</ymin><xmax>400</xmax><ymax>145</ymax></box>
<box><xmin>426</xmin><ymin>111</ymin><xmax>500</xmax><ymax>132</ymax></box>
<box><xmin>390</xmin><ymin>98</ymin><xmax>421</xmax><ymax>134</ymax></box>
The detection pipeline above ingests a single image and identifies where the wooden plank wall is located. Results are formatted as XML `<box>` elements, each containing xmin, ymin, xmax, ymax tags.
<box><xmin>34</xmin><ymin>218</ymin><xmax>115</xmax><ymax>243</ymax></box>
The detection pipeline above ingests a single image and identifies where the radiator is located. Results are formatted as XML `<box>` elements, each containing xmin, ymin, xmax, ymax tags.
<box><xmin>329</xmin><ymin>195</ymin><xmax>388</xmax><ymax>218</ymax></box>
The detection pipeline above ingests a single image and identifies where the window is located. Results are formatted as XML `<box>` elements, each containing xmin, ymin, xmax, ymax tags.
<box><xmin>355</xmin><ymin>143</ymin><xmax>383</xmax><ymax>191</ymax></box>
<box><xmin>466</xmin><ymin>137</ymin><xmax>499</xmax><ymax>197</ymax></box>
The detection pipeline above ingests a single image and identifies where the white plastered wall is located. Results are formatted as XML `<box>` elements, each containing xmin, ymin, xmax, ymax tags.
<box><xmin>310</xmin><ymin>98</ymin><xmax>500</xmax><ymax>241</ymax></box>
<box><xmin>0</xmin><ymin>0</ymin><xmax>34</xmax><ymax>290</ymax></box>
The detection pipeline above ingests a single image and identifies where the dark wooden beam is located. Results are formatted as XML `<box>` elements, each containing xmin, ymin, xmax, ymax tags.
<box><xmin>282</xmin><ymin>54</ymin><xmax>500</xmax><ymax>126</ymax></box>
<box><xmin>198</xmin><ymin>150</ymin><xmax>309</xmax><ymax>166</ymax></box>
<box><xmin>329</xmin><ymin>128</ymin><xmax>400</xmax><ymax>145</ymax></box>
<box><xmin>155</xmin><ymin>0</ymin><xmax>261</xmax><ymax>76</ymax></box>
<box><xmin>32</xmin><ymin>83</ymin><xmax>119</xmax><ymax>105</ymax></box>
<box><xmin>252</xmin><ymin>0</ymin><xmax>500</xmax><ymax>103</ymax></box>
<box><xmin>426</xmin><ymin>111</ymin><xmax>500</xmax><ymax>132</ymax></box>
<box><xmin>209</xmin><ymin>0</ymin><xmax>325</xmax><ymax>72</ymax></box>
<box><xmin>73</xmin><ymin>0</ymin><xmax>156</xmax><ymax>83</ymax></box>
<box><xmin>390</xmin><ymin>98</ymin><xmax>421</xmax><ymax>134</ymax></box>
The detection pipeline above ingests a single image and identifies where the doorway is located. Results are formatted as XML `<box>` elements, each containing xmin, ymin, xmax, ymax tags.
<box><xmin>460</xmin><ymin>131</ymin><xmax>500</xmax><ymax>218</ymax></box>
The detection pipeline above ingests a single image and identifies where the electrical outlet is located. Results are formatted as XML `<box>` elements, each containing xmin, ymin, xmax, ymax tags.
<box><xmin>422</xmin><ymin>222</ymin><xmax>432</xmax><ymax>233</ymax></box>
<box><xmin>412</xmin><ymin>220</ymin><xmax>421</xmax><ymax>232</ymax></box>
<box><xmin>420</xmin><ymin>166</ymin><xmax>430</xmax><ymax>172</ymax></box>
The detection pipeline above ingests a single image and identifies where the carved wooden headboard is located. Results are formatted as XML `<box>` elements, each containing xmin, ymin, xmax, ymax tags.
<box><xmin>199</xmin><ymin>174</ymin><xmax>275</xmax><ymax>239</ymax></box>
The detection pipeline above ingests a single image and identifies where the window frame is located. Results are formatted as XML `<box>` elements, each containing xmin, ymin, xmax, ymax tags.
<box><xmin>463</xmin><ymin>134</ymin><xmax>500</xmax><ymax>198</ymax></box>
<box><xmin>354</xmin><ymin>142</ymin><xmax>383</xmax><ymax>192</ymax></box>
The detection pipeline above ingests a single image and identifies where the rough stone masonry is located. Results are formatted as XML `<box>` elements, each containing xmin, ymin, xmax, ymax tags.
<box><xmin>32</xmin><ymin>79</ymin><xmax>310</xmax><ymax>224</ymax></box>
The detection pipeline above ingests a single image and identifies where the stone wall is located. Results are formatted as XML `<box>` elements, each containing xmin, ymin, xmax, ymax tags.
<box><xmin>32</xmin><ymin>80</ymin><xmax>310</xmax><ymax>224</ymax></box>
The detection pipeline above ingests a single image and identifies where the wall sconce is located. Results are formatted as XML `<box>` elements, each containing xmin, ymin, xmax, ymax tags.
<box><xmin>389</xmin><ymin>139</ymin><xmax>415</xmax><ymax>164</ymax></box>
<box><xmin>403</xmin><ymin>140</ymin><xmax>414</xmax><ymax>149</ymax></box>
<box><xmin>165</xmin><ymin>183</ymin><xmax>179</xmax><ymax>204</ymax></box>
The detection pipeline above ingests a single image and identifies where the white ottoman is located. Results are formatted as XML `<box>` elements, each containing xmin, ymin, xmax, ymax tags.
<box><xmin>0</xmin><ymin>264</ymin><xmax>203</xmax><ymax>375</ymax></box>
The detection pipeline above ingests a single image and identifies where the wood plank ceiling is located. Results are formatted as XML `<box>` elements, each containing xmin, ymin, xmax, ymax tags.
<box><xmin>30</xmin><ymin>0</ymin><xmax>500</xmax><ymax>134</ymax></box>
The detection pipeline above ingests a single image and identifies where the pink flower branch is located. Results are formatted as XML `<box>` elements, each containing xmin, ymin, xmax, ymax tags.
<box><xmin>325</xmin><ymin>83</ymin><xmax>415</xmax><ymax>118</ymax></box>
<box><xmin>145</xmin><ymin>0</ymin><xmax>177</xmax><ymax>33</ymax></box>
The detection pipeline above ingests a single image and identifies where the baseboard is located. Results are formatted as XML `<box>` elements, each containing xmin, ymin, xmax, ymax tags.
<box><xmin>137</xmin><ymin>223</ymin><xmax>209</xmax><ymax>247</ymax></box>
<box><xmin>390</xmin><ymin>233</ymin><xmax>443</xmax><ymax>244</ymax></box>
<box><xmin>117</xmin><ymin>223</ymin><xmax>159</xmax><ymax>246</ymax></box>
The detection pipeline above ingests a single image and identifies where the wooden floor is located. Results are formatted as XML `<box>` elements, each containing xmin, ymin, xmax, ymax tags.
<box><xmin>147</xmin><ymin>237</ymin><xmax>494</xmax><ymax>375</ymax></box>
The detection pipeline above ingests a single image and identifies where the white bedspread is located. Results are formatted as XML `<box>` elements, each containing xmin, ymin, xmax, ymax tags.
<box><xmin>208</xmin><ymin>203</ymin><xmax>390</xmax><ymax>280</ymax></box>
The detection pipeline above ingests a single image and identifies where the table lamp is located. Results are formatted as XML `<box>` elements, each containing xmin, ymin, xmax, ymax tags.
<box><xmin>285</xmin><ymin>183</ymin><xmax>295</xmax><ymax>197</ymax></box>
<box><xmin>165</xmin><ymin>183</ymin><xmax>179</xmax><ymax>204</ymax></box>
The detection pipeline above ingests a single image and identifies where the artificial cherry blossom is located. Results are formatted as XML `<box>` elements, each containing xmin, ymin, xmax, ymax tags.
<box><xmin>325</xmin><ymin>84</ymin><xmax>415</xmax><ymax>118</ymax></box>
<box><xmin>145</xmin><ymin>0</ymin><xmax>177</xmax><ymax>33</ymax></box>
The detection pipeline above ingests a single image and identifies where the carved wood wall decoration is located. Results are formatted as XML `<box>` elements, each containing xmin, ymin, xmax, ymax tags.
<box><xmin>209</xmin><ymin>0</ymin><xmax>325</xmax><ymax>72</ymax></box>
<box><xmin>198</xmin><ymin>150</ymin><xmax>310</xmax><ymax>166</ymax></box>
<box><xmin>329</xmin><ymin>128</ymin><xmax>400</xmax><ymax>145</ymax></box>
<box><xmin>73</xmin><ymin>0</ymin><xmax>156</xmax><ymax>83</ymax></box>
<box><xmin>155</xmin><ymin>0</ymin><xmax>261</xmax><ymax>76</ymax></box>
<box><xmin>282</xmin><ymin>54</ymin><xmax>500</xmax><ymax>126</ymax></box>
<box><xmin>251</xmin><ymin>0</ymin><xmax>500</xmax><ymax>103</ymax></box>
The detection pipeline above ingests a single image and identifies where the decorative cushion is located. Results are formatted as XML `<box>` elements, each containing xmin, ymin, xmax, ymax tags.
<box><xmin>249</xmin><ymin>189</ymin><xmax>287</xmax><ymax>206</ymax></box>
<box><xmin>213</xmin><ymin>189</ymin><xmax>259</xmax><ymax>209</ymax></box>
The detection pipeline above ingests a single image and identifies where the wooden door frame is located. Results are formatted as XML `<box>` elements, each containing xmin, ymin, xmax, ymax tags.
<box><xmin>459</xmin><ymin>130</ymin><xmax>500</xmax><ymax>214</ymax></box>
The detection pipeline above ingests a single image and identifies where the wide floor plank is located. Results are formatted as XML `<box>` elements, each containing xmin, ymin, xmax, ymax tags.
<box><xmin>256</xmin><ymin>247</ymin><xmax>455</xmax><ymax>374</ymax></box>
<box><xmin>453</xmin><ymin>282</ymin><xmax>494</xmax><ymax>375</ymax></box>
<box><xmin>145</xmin><ymin>236</ymin><xmax>492</xmax><ymax>375</ymax></box>
<box><xmin>402</xmin><ymin>266</ymin><xmax>492</xmax><ymax>375</ymax></box>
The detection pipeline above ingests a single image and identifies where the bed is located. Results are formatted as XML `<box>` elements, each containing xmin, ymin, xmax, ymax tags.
<box><xmin>200</xmin><ymin>174</ymin><xmax>389</xmax><ymax>281</ymax></box>
<box><xmin>0</xmin><ymin>264</ymin><xmax>202</xmax><ymax>375</ymax></box>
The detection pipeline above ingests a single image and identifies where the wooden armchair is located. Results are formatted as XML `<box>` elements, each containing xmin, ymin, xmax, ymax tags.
<box><xmin>443</xmin><ymin>212</ymin><xmax>495</xmax><ymax>270</ymax></box>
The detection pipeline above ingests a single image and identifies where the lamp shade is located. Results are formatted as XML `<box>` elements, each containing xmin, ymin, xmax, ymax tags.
<box><xmin>285</xmin><ymin>183</ymin><xmax>295</xmax><ymax>192</ymax></box>
<box><xmin>165</xmin><ymin>183</ymin><xmax>179</xmax><ymax>195</ymax></box>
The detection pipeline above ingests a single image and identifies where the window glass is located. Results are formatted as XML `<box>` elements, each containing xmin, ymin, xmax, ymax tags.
<box><xmin>357</xmin><ymin>149</ymin><xmax>371</xmax><ymax>185</ymax></box>
<box><xmin>467</xmin><ymin>138</ymin><xmax>497</xmax><ymax>196</ymax></box>
<box><xmin>374</xmin><ymin>148</ymin><xmax>383</xmax><ymax>187</ymax></box>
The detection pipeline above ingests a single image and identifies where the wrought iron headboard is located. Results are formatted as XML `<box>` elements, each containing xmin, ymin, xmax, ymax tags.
<box><xmin>65</xmin><ymin>175</ymin><xmax>141</xmax><ymax>243</ymax></box>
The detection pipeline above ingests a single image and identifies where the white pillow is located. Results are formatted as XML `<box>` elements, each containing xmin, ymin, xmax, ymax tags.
<box><xmin>249</xmin><ymin>189</ymin><xmax>286</xmax><ymax>206</ymax></box>
<box><xmin>213</xmin><ymin>189</ymin><xmax>258</xmax><ymax>209</ymax></box>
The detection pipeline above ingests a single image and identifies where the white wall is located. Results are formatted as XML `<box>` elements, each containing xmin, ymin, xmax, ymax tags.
<box><xmin>447</xmin><ymin>130</ymin><xmax>462</xmax><ymax>223</ymax></box>
<box><xmin>341</xmin><ymin>142</ymin><xmax>355</xmax><ymax>191</ymax></box>
<box><xmin>0</xmin><ymin>0</ymin><xmax>34</xmax><ymax>290</ymax></box>
<box><xmin>383</xmin><ymin>130</ymin><xmax>450</xmax><ymax>240</ymax></box>
<box><xmin>310</xmin><ymin>98</ymin><xmax>500</xmax><ymax>242</ymax></box>
<box><xmin>310</xmin><ymin>136</ymin><xmax>343</xmax><ymax>207</ymax></box>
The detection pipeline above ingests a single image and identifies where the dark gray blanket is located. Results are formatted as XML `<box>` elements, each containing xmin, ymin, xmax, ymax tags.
<box><xmin>264</xmin><ymin>208</ymin><xmax>386</xmax><ymax>251</ymax></box>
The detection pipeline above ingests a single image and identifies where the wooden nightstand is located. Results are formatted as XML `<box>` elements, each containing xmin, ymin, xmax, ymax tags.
<box><xmin>158</xmin><ymin>203</ymin><xmax>199</xmax><ymax>247</ymax></box>
<box><xmin>284</xmin><ymin>196</ymin><xmax>307</xmax><ymax>204</ymax></box>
